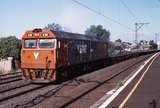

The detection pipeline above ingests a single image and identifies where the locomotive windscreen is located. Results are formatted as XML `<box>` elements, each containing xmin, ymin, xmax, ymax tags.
<box><xmin>24</xmin><ymin>39</ymin><xmax>37</xmax><ymax>48</ymax></box>
<box><xmin>39</xmin><ymin>39</ymin><xmax>56</xmax><ymax>48</ymax></box>
<box><xmin>24</xmin><ymin>39</ymin><xmax>56</xmax><ymax>48</ymax></box>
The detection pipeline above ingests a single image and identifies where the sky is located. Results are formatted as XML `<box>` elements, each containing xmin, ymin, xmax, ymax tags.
<box><xmin>0</xmin><ymin>0</ymin><xmax>160</xmax><ymax>42</ymax></box>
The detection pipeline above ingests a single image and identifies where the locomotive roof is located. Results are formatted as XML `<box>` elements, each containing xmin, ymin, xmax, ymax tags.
<box><xmin>52</xmin><ymin>30</ymin><xmax>101</xmax><ymax>41</ymax></box>
<box><xmin>23</xmin><ymin>28</ymin><xmax>107</xmax><ymax>42</ymax></box>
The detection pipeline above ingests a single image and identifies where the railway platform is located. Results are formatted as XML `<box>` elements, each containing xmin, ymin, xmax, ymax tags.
<box><xmin>99</xmin><ymin>52</ymin><xmax>160</xmax><ymax>108</ymax></box>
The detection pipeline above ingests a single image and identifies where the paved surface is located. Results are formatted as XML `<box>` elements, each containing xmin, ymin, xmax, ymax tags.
<box><xmin>107</xmin><ymin>53</ymin><xmax>160</xmax><ymax>108</ymax></box>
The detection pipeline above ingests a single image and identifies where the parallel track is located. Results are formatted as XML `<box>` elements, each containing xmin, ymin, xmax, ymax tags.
<box><xmin>0</xmin><ymin>71</ymin><xmax>21</xmax><ymax>77</ymax></box>
<box><xmin>13</xmin><ymin>54</ymin><xmax>152</xmax><ymax>108</ymax></box>
<box><xmin>0</xmin><ymin>74</ymin><xmax>21</xmax><ymax>80</ymax></box>
<box><xmin>0</xmin><ymin>77</ymin><xmax>22</xmax><ymax>85</ymax></box>
<box><xmin>0</xmin><ymin>72</ymin><xmax>22</xmax><ymax>85</ymax></box>
<box><xmin>0</xmin><ymin>84</ymin><xmax>47</xmax><ymax>102</ymax></box>
<box><xmin>0</xmin><ymin>52</ymin><xmax>157</xmax><ymax>108</ymax></box>
<box><xmin>14</xmin><ymin>81</ymin><xmax>72</xmax><ymax>108</ymax></box>
<box><xmin>58</xmin><ymin>55</ymin><xmax>152</xmax><ymax>108</ymax></box>
<box><xmin>0</xmin><ymin>81</ymin><xmax>31</xmax><ymax>93</ymax></box>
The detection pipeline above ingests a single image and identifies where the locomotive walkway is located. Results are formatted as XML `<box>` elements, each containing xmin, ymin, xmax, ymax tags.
<box><xmin>99</xmin><ymin>52</ymin><xmax>160</xmax><ymax>108</ymax></box>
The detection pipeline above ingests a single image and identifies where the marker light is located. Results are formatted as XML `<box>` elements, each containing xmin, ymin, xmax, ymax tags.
<box><xmin>34</xmin><ymin>33</ymin><xmax>40</xmax><ymax>36</ymax></box>
<box><xmin>41</xmin><ymin>33</ymin><xmax>49</xmax><ymax>36</ymax></box>
<box><xmin>28</xmin><ymin>33</ymin><xmax>33</xmax><ymax>37</ymax></box>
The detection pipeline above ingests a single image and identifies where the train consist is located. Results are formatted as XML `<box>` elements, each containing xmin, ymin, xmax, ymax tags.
<box><xmin>21</xmin><ymin>28</ymin><xmax>108</xmax><ymax>82</ymax></box>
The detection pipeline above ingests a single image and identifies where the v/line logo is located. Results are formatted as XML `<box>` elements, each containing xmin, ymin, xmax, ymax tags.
<box><xmin>33</xmin><ymin>52</ymin><xmax>39</xmax><ymax>60</ymax></box>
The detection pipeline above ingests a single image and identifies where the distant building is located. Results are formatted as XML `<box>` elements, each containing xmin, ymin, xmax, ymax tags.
<box><xmin>140</xmin><ymin>43</ymin><xmax>151</xmax><ymax>50</ymax></box>
<box><xmin>112</xmin><ymin>39</ymin><xmax>152</xmax><ymax>54</ymax></box>
<box><xmin>157</xmin><ymin>41</ymin><xmax>160</xmax><ymax>50</ymax></box>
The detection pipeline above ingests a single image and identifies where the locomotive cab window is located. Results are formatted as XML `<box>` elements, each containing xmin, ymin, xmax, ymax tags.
<box><xmin>24</xmin><ymin>39</ymin><xmax>37</xmax><ymax>48</ymax></box>
<box><xmin>39</xmin><ymin>39</ymin><xmax>56</xmax><ymax>48</ymax></box>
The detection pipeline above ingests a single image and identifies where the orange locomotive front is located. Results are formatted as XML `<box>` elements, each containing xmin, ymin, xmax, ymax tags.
<box><xmin>21</xmin><ymin>28</ymin><xmax>108</xmax><ymax>83</ymax></box>
<box><xmin>21</xmin><ymin>29</ymin><xmax>57</xmax><ymax>82</ymax></box>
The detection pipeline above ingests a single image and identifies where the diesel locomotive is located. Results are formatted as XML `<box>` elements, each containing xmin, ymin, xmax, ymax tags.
<box><xmin>21</xmin><ymin>28</ymin><xmax>108</xmax><ymax>82</ymax></box>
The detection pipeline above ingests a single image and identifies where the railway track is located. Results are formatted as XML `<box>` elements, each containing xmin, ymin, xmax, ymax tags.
<box><xmin>0</xmin><ymin>77</ymin><xmax>22</xmax><ymax>85</ymax></box>
<box><xmin>0</xmin><ymin>81</ymin><xmax>31</xmax><ymax>93</ymax></box>
<box><xmin>0</xmin><ymin>54</ymin><xmax>155</xmax><ymax>108</ymax></box>
<box><xmin>0</xmin><ymin>71</ymin><xmax>22</xmax><ymax>85</ymax></box>
<box><xmin>0</xmin><ymin>74</ymin><xmax>21</xmax><ymax>80</ymax></box>
<box><xmin>57</xmin><ymin>55</ymin><xmax>151</xmax><ymax>108</ymax></box>
<box><xmin>10</xmin><ymin>54</ymin><xmax>153</xmax><ymax>108</ymax></box>
<box><xmin>0</xmin><ymin>71</ymin><xmax>21</xmax><ymax>77</ymax></box>
<box><xmin>0</xmin><ymin>83</ymin><xmax>47</xmax><ymax>102</ymax></box>
<box><xmin>0</xmin><ymin>81</ymin><xmax>72</xmax><ymax>108</ymax></box>
<box><xmin>14</xmin><ymin>81</ymin><xmax>72</xmax><ymax>108</ymax></box>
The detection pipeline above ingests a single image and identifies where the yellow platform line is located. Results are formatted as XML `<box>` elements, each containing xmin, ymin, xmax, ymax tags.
<box><xmin>119</xmin><ymin>53</ymin><xmax>159</xmax><ymax>108</ymax></box>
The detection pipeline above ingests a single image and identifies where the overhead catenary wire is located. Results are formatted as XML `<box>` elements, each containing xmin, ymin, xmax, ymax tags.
<box><xmin>71</xmin><ymin>0</ymin><xmax>134</xmax><ymax>31</ymax></box>
<box><xmin>119</xmin><ymin>0</ymin><xmax>151</xmax><ymax>43</ymax></box>
<box><xmin>119</xmin><ymin>0</ymin><xmax>139</xmax><ymax>21</ymax></box>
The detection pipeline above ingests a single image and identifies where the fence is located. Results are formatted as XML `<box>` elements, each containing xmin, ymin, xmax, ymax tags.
<box><xmin>0</xmin><ymin>57</ymin><xmax>13</xmax><ymax>74</ymax></box>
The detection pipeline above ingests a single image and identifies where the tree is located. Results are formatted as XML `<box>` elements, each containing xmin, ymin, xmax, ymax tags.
<box><xmin>108</xmin><ymin>41</ymin><xmax>115</xmax><ymax>55</ymax></box>
<box><xmin>139</xmin><ymin>40</ymin><xmax>148</xmax><ymax>45</ymax></box>
<box><xmin>85</xmin><ymin>25</ymin><xmax>110</xmax><ymax>41</ymax></box>
<box><xmin>114</xmin><ymin>45</ymin><xmax>123</xmax><ymax>51</ymax></box>
<box><xmin>0</xmin><ymin>36</ymin><xmax>20</xmax><ymax>59</ymax></box>
<box><xmin>115</xmin><ymin>39</ymin><xmax>122</xmax><ymax>43</ymax></box>
<box><xmin>149</xmin><ymin>40</ymin><xmax>158</xmax><ymax>50</ymax></box>
<box><xmin>44</xmin><ymin>23</ymin><xmax>63</xmax><ymax>31</ymax></box>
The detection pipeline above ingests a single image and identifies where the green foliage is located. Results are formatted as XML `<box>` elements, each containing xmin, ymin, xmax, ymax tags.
<box><xmin>149</xmin><ymin>40</ymin><xmax>158</xmax><ymax>50</ymax></box>
<box><xmin>44</xmin><ymin>23</ymin><xmax>63</xmax><ymax>31</ymax></box>
<box><xmin>0</xmin><ymin>36</ymin><xmax>20</xmax><ymax>59</ymax></box>
<box><xmin>114</xmin><ymin>45</ymin><xmax>123</xmax><ymax>51</ymax></box>
<box><xmin>115</xmin><ymin>39</ymin><xmax>122</xmax><ymax>43</ymax></box>
<box><xmin>85</xmin><ymin>25</ymin><xmax>110</xmax><ymax>41</ymax></box>
<box><xmin>108</xmin><ymin>41</ymin><xmax>115</xmax><ymax>55</ymax></box>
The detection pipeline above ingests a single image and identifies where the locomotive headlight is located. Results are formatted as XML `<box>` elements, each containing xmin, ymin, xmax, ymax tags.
<box><xmin>41</xmin><ymin>33</ymin><xmax>49</xmax><ymax>36</ymax></box>
<box><xmin>28</xmin><ymin>33</ymin><xmax>33</xmax><ymax>37</ymax></box>
<box><xmin>34</xmin><ymin>33</ymin><xmax>40</xmax><ymax>36</ymax></box>
<box><xmin>44</xmin><ymin>33</ymin><xmax>48</xmax><ymax>36</ymax></box>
